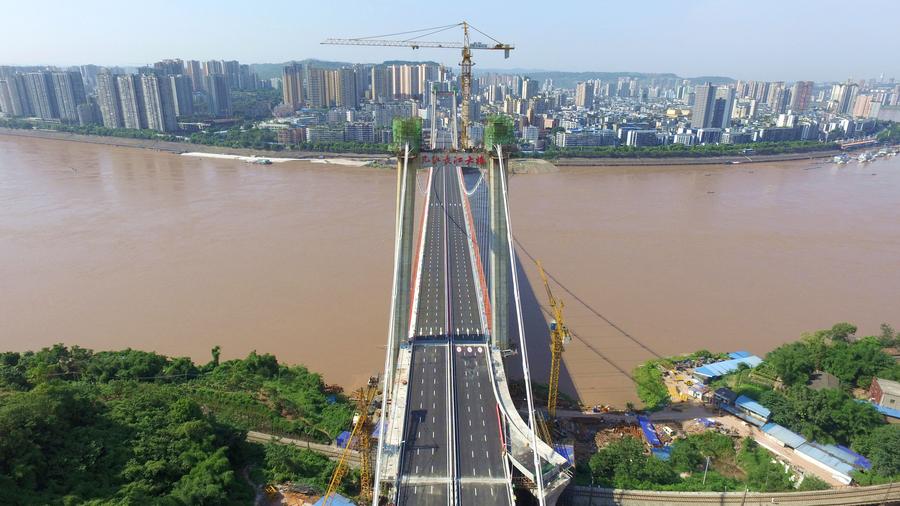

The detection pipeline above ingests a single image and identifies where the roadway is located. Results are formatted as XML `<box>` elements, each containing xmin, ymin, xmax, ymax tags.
<box><xmin>397</xmin><ymin>163</ymin><xmax>510</xmax><ymax>505</ymax></box>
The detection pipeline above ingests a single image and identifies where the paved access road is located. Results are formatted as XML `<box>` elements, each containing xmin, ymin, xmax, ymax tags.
<box><xmin>397</xmin><ymin>165</ymin><xmax>510</xmax><ymax>505</ymax></box>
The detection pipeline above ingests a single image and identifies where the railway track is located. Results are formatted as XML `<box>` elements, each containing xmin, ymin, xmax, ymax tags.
<box><xmin>563</xmin><ymin>483</ymin><xmax>899</xmax><ymax>506</ymax></box>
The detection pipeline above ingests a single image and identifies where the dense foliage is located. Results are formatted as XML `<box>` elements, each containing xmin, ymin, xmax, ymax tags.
<box><xmin>632</xmin><ymin>362</ymin><xmax>669</xmax><ymax>410</ymax></box>
<box><xmin>527</xmin><ymin>140</ymin><xmax>839</xmax><ymax>159</ymax></box>
<box><xmin>589</xmin><ymin>433</ymin><xmax>799</xmax><ymax>492</ymax></box>
<box><xmin>0</xmin><ymin>345</ymin><xmax>356</xmax><ymax>505</ymax></box>
<box><xmin>189</xmin><ymin>127</ymin><xmax>278</xmax><ymax>150</ymax></box>
<box><xmin>764</xmin><ymin>323</ymin><xmax>900</xmax><ymax>389</ymax></box>
<box><xmin>877</xmin><ymin>122</ymin><xmax>900</xmax><ymax>143</ymax></box>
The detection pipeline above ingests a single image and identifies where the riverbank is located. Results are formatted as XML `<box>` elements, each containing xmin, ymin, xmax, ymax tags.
<box><xmin>551</xmin><ymin>149</ymin><xmax>844</xmax><ymax>166</ymax></box>
<box><xmin>0</xmin><ymin>126</ymin><xmax>390</xmax><ymax>161</ymax></box>
<box><xmin>1</xmin><ymin>126</ymin><xmax>852</xmax><ymax>167</ymax></box>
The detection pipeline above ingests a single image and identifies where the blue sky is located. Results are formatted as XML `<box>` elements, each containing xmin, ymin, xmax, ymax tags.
<box><xmin>5</xmin><ymin>0</ymin><xmax>898</xmax><ymax>82</ymax></box>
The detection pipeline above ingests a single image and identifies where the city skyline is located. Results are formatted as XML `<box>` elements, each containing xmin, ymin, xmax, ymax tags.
<box><xmin>4</xmin><ymin>0</ymin><xmax>899</xmax><ymax>83</ymax></box>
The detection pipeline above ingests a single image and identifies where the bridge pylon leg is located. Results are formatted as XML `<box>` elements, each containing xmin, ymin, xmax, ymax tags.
<box><xmin>391</xmin><ymin>152</ymin><xmax>418</xmax><ymax>356</ymax></box>
<box><xmin>488</xmin><ymin>152</ymin><xmax>510</xmax><ymax>351</ymax></box>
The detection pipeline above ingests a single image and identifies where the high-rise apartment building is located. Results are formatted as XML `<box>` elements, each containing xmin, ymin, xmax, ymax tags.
<box><xmin>370</xmin><ymin>65</ymin><xmax>390</xmax><ymax>103</ymax></box>
<box><xmin>23</xmin><ymin>72</ymin><xmax>58</xmax><ymax>119</ymax></box>
<box><xmin>185</xmin><ymin>60</ymin><xmax>204</xmax><ymax>91</ymax></box>
<box><xmin>141</xmin><ymin>74</ymin><xmax>177</xmax><ymax>132</ymax></box>
<box><xmin>117</xmin><ymin>74</ymin><xmax>146</xmax><ymax>129</ymax></box>
<box><xmin>522</xmin><ymin>77</ymin><xmax>538</xmax><ymax>100</ymax></box>
<box><xmin>575</xmin><ymin>81</ymin><xmax>594</xmax><ymax>109</ymax></box>
<box><xmin>0</xmin><ymin>75</ymin><xmax>32</xmax><ymax>117</ymax></box>
<box><xmin>50</xmin><ymin>71</ymin><xmax>86</xmax><ymax>122</ymax></box>
<box><xmin>305</xmin><ymin>68</ymin><xmax>327</xmax><ymax>109</ymax></box>
<box><xmin>169</xmin><ymin>75</ymin><xmax>193</xmax><ymax>117</ymax></box>
<box><xmin>282</xmin><ymin>63</ymin><xmax>304</xmax><ymax>110</ymax></box>
<box><xmin>790</xmin><ymin>81</ymin><xmax>814</xmax><ymax>112</ymax></box>
<box><xmin>338</xmin><ymin>68</ymin><xmax>359</xmax><ymax>109</ymax></box>
<box><xmin>153</xmin><ymin>59</ymin><xmax>185</xmax><ymax>76</ymax></box>
<box><xmin>205</xmin><ymin>74</ymin><xmax>232</xmax><ymax>117</ymax></box>
<box><xmin>96</xmin><ymin>72</ymin><xmax>123</xmax><ymax>128</ymax></box>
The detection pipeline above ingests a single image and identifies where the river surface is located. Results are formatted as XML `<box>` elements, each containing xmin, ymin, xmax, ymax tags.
<box><xmin>2</xmin><ymin>135</ymin><xmax>898</xmax><ymax>406</ymax></box>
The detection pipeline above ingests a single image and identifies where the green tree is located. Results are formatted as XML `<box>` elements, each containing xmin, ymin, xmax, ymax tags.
<box><xmin>826</xmin><ymin>322</ymin><xmax>857</xmax><ymax>342</ymax></box>
<box><xmin>765</xmin><ymin>342</ymin><xmax>815</xmax><ymax>386</ymax></box>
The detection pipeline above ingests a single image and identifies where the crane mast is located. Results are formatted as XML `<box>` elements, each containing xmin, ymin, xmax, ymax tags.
<box><xmin>459</xmin><ymin>22</ymin><xmax>473</xmax><ymax>149</ymax></box>
<box><xmin>322</xmin><ymin>376</ymin><xmax>379</xmax><ymax>506</ymax></box>
<box><xmin>324</xmin><ymin>22</ymin><xmax>512</xmax><ymax>150</ymax></box>
<box><xmin>537</xmin><ymin>260</ymin><xmax>569</xmax><ymax>419</ymax></box>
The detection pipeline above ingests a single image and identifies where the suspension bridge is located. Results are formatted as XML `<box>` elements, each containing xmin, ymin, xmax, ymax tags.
<box><xmin>363</xmin><ymin>118</ymin><xmax>571</xmax><ymax>506</ymax></box>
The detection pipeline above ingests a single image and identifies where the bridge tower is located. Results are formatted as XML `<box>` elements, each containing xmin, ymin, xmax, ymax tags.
<box><xmin>389</xmin><ymin>118</ymin><xmax>422</xmax><ymax>357</ymax></box>
<box><xmin>484</xmin><ymin>115</ymin><xmax>516</xmax><ymax>350</ymax></box>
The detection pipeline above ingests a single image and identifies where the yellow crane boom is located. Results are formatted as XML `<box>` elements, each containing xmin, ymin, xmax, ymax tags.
<box><xmin>322</xmin><ymin>376</ymin><xmax>379</xmax><ymax>506</ymax></box>
<box><xmin>537</xmin><ymin>260</ymin><xmax>569</xmax><ymax>419</ymax></box>
<box><xmin>323</xmin><ymin>22</ymin><xmax>513</xmax><ymax>150</ymax></box>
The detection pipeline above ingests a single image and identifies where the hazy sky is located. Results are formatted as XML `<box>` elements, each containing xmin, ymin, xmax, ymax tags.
<box><xmin>4</xmin><ymin>0</ymin><xmax>898</xmax><ymax>82</ymax></box>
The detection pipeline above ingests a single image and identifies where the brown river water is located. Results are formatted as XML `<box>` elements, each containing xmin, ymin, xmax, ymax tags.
<box><xmin>2</xmin><ymin>135</ymin><xmax>898</xmax><ymax>406</ymax></box>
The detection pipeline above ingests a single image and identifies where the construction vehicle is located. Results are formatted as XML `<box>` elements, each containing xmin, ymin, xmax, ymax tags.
<box><xmin>537</xmin><ymin>260</ymin><xmax>571</xmax><ymax>419</ymax></box>
<box><xmin>322</xmin><ymin>376</ymin><xmax>379</xmax><ymax>506</ymax></box>
<box><xmin>323</xmin><ymin>22</ymin><xmax>513</xmax><ymax>150</ymax></box>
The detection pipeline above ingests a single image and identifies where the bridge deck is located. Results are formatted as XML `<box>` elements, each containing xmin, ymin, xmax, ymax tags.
<box><xmin>396</xmin><ymin>165</ymin><xmax>510</xmax><ymax>506</ymax></box>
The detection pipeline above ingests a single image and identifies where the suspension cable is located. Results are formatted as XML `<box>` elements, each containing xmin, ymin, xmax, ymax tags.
<box><xmin>348</xmin><ymin>23</ymin><xmax>461</xmax><ymax>41</ymax></box>
<box><xmin>499</xmin><ymin>145</ymin><xmax>546</xmax><ymax>505</ymax></box>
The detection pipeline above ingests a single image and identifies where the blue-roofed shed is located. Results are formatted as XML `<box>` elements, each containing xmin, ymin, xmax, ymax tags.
<box><xmin>694</xmin><ymin>355</ymin><xmax>763</xmax><ymax>380</ymax></box>
<box><xmin>336</xmin><ymin>430</ymin><xmax>352</xmax><ymax>448</ymax></box>
<box><xmin>554</xmin><ymin>444</ymin><xmax>575</xmax><ymax>466</ymax></box>
<box><xmin>313</xmin><ymin>493</ymin><xmax>355</xmax><ymax>506</ymax></box>
<box><xmin>794</xmin><ymin>443</ymin><xmax>854</xmax><ymax>485</ymax></box>
<box><xmin>735</xmin><ymin>396</ymin><xmax>771</xmax><ymax>419</ymax></box>
<box><xmin>761</xmin><ymin>423</ymin><xmax>806</xmax><ymax>449</ymax></box>
<box><xmin>729</xmin><ymin>351</ymin><xmax>752</xmax><ymax>359</ymax></box>
<box><xmin>818</xmin><ymin>443</ymin><xmax>872</xmax><ymax>470</ymax></box>
<box><xmin>651</xmin><ymin>447</ymin><xmax>672</xmax><ymax>461</ymax></box>
<box><xmin>637</xmin><ymin>415</ymin><xmax>662</xmax><ymax>447</ymax></box>
<box><xmin>862</xmin><ymin>399</ymin><xmax>900</xmax><ymax>420</ymax></box>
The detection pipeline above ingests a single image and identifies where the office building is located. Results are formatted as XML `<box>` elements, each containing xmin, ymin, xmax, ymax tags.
<box><xmin>205</xmin><ymin>74</ymin><xmax>232</xmax><ymax>117</ymax></box>
<box><xmin>117</xmin><ymin>74</ymin><xmax>146</xmax><ymax>129</ymax></box>
<box><xmin>712</xmin><ymin>87</ymin><xmax>734</xmax><ymax>129</ymax></box>
<box><xmin>692</xmin><ymin>83</ymin><xmax>733</xmax><ymax>129</ymax></box>
<box><xmin>575</xmin><ymin>81</ymin><xmax>594</xmax><ymax>109</ymax></box>
<box><xmin>691</xmin><ymin>83</ymin><xmax>715</xmax><ymax>129</ymax></box>
<box><xmin>96</xmin><ymin>72</ymin><xmax>123</xmax><ymax>128</ymax></box>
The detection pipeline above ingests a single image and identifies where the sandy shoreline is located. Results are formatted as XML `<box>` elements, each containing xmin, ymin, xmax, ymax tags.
<box><xmin>0</xmin><ymin>127</ymin><xmax>390</xmax><ymax>161</ymax></box>
<box><xmin>1</xmin><ymin>126</ymin><xmax>847</xmax><ymax>167</ymax></box>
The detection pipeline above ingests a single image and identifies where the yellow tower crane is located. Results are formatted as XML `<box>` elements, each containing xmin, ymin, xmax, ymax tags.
<box><xmin>323</xmin><ymin>22</ymin><xmax>513</xmax><ymax>150</ymax></box>
<box><xmin>537</xmin><ymin>260</ymin><xmax>570</xmax><ymax>419</ymax></box>
<box><xmin>322</xmin><ymin>376</ymin><xmax>379</xmax><ymax>506</ymax></box>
